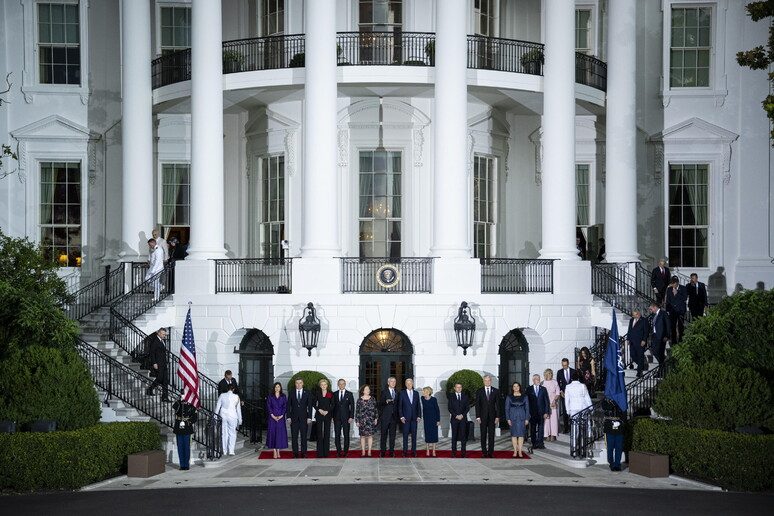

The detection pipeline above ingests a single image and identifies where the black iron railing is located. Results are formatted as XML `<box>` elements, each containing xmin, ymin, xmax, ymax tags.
<box><xmin>575</xmin><ymin>52</ymin><xmax>607</xmax><ymax>90</ymax></box>
<box><xmin>592</xmin><ymin>264</ymin><xmax>653</xmax><ymax>317</ymax></box>
<box><xmin>341</xmin><ymin>257</ymin><xmax>434</xmax><ymax>293</ymax></box>
<box><xmin>152</xmin><ymin>49</ymin><xmax>192</xmax><ymax>89</ymax></box>
<box><xmin>214</xmin><ymin>258</ymin><xmax>294</xmax><ymax>294</ymax></box>
<box><xmin>75</xmin><ymin>336</ymin><xmax>221</xmax><ymax>455</ymax></box>
<box><xmin>337</xmin><ymin>31</ymin><xmax>435</xmax><ymax>66</ymax></box>
<box><xmin>467</xmin><ymin>35</ymin><xmax>543</xmax><ymax>74</ymax></box>
<box><xmin>65</xmin><ymin>265</ymin><xmax>126</xmax><ymax>320</ymax></box>
<box><xmin>131</xmin><ymin>262</ymin><xmax>151</xmax><ymax>290</ymax></box>
<box><xmin>111</xmin><ymin>263</ymin><xmax>175</xmax><ymax>324</ymax></box>
<box><xmin>634</xmin><ymin>263</ymin><xmax>658</xmax><ymax>303</ymax></box>
<box><xmin>222</xmin><ymin>34</ymin><xmax>306</xmax><ymax>71</ymax></box>
<box><xmin>480</xmin><ymin>258</ymin><xmax>554</xmax><ymax>293</ymax></box>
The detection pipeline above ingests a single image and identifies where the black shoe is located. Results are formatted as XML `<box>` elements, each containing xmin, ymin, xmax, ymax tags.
<box><xmin>461</xmin><ymin>452</ymin><xmax>466</xmax><ymax>458</ymax></box>
<box><xmin>389</xmin><ymin>451</ymin><xmax>395</xmax><ymax>457</ymax></box>
<box><xmin>301</xmin><ymin>453</ymin><xmax>307</xmax><ymax>458</ymax></box>
<box><xmin>452</xmin><ymin>452</ymin><xmax>457</xmax><ymax>458</ymax></box>
<box><xmin>380</xmin><ymin>452</ymin><xmax>386</xmax><ymax>457</ymax></box>
<box><xmin>293</xmin><ymin>453</ymin><xmax>299</xmax><ymax>458</ymax></box>
<box><xmin>636</xmin><ymin>372</ymin><xmax>644</xmax><ymax>378</ymax></box>
<box><xmin>411</xmin><ymin>452</ymin><xmax>417</xmax><ymax>457</ymax></box>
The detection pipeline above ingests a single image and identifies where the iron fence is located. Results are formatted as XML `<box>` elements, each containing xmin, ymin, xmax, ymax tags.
<box><xmin>65</xmin><ymin>265</ymin><xmax>126</xmax><ymax>320</ymax></box>
<box><xmin>480</xmin><ymin>258</ymin><xmax>554</xmax><ymax>293</ymax></box>
<box><xmin>591</xmin><ymin>264</ymin><xmax>653</xmax><ymax>317</ymax></box>
<box><xmin>575</xmin><ymin>52</ymin><xmax>607</xmax><ymax>91</ymax></box>
<box><xmin>214</xmin><ymin>258</ymin><xmax>294</xmax><ymax>294</ymax></box>
<box><xmin>467</xmin><ymin>35</ymin><xmax>543</xmax><ymax>74</ymax></box>
<box><xmin>341</xmin><ymin>257</ymin><xmax>434</xmax><ymax>293</ymax></box>
<box><xmin>337</xmin><ymin>31</ymin><xmax>435</xmax><ymax>66</ymax></box>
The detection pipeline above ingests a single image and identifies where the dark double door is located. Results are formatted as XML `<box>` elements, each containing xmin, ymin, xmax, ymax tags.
<box><xmin>359</xmin><ymin>353</ymin><xmax>413</xmax><ymax>403</ymax></box>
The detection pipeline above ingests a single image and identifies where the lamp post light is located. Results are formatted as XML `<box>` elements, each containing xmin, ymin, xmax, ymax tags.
<box><xmin>454</xmin><ymin>301</ymin><xmax>476</xmax><ymax>355</ymax></box>
<box><xmin>299</xmin><ymin>302</ymin><xmax>321</xmax><ymax>356</ymax></box>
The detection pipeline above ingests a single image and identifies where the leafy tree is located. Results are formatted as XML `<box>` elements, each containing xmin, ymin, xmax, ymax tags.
<box><xmin>736</xmin><ymin>1</ymin><xmax>774</xmax><ymax>144</ymax></box>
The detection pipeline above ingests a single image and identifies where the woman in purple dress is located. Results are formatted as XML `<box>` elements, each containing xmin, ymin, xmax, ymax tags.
<box><xmin>266</xmin><ymin>382</ymin><xmax>288</xmax><ymax>458</ymax></box>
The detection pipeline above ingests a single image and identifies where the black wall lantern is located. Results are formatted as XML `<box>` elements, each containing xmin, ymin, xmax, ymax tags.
<box><xmin>454</xmin><ymin>301</ymin><xmax>476</xmax><ymax>355</ymax></box>
<box><xmin>299</xmin><ymin>302</ymin><xmax>321</xmax><ymax>356</ymax></box>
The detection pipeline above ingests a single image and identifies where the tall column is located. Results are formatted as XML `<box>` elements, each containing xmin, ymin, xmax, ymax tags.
<box><xmin>299</xmin><ymin>0</ymin><xmax>338</xmax><ymax>258</ymax></box>
<box><xmin>187</xmin><ymin>0</ymin><xmax>226</xmax><ymax>259</ymax></box>
<box><xmin>119</xmin><ymin>0</ymin><xmax>153</xmax><ymax>260</ymax></box>
<box><xmin>540</xmin><ymin>0</ymin><xmax>579</xmax><ymax>260</ymax></box>
<box><xmin>430</xmin><ymin>0</ymin><xmax>469</xmax><ymax>258</ymax></box>
<box><xmin>604</xmin><ymin>0</ymin><xmax>639</xmax><ymax>263</ymax></box>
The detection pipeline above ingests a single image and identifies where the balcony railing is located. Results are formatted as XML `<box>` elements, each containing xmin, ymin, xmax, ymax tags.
<box><xmin>480</xmin><ymin>258</ymin><xmax>554</xmax><ymax>293</ymax></box>
<box><xmin>151</xmin><ymin>32</ymin><xmax>607</xmax><ymax>92</ymax></box>
<box><xmin>214</xmin><ymin>258</ymin><xmax>294</xmax><ymax>294</ymax></box>
<box><xmin>341</xmin><ymin>257</ymin><xmax>434</xmax><ymax>293</ymax></box>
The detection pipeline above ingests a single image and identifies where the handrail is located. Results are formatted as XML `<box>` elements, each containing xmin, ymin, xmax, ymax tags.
<box><xmin>214</xmin><ymin>258</ymin><xmax>294</xmax><ymax>294</ymax></box>
<box><xmin>480</xmin><ymin>258</ymin><xmax>554</xmax><ymax>293</ymax></box>
<box><xmin>591</xmin><ymin>264</ymin><xmax>653</xmax><ymax>317</ymax></box>
<box><xmin>110</xmin><ymin>263</ymin><xmax>176</xmax><ymax>323</ymax></box>
<box><xmin>341</xmin><ymin>257</ymin><xmax>434</xmax><ymax>293</ymax></box>
<box><xmin>65</xmin><ymin>265</ymin><xmax>126</xmax><ymax>320</ymax></box>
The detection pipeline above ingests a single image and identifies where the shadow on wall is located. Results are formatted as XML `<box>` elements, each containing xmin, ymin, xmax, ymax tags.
<box><xmin>518</xmin><ymin>240</ymin><xmax>539</xmax><ymax>258</ymax></box>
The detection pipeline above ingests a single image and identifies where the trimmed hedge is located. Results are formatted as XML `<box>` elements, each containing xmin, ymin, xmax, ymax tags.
<box><xmin>445</xmin><ymin>369</ymin><xmax>484</xmax><ymax>403</ymax></box>
<box><xmin>287</xmin><ymin>370</ymin><xmax>332</xmax><ymax>395</ymax></box>
<box><xmin>0</xmin><ymin>422</ymin><xmax>161</xmax><ymax>491</ymax></box>
<box><xmin>631</xmin><ymin>418</ymin><xmax>774</xmax><ymax>491</ymax></box>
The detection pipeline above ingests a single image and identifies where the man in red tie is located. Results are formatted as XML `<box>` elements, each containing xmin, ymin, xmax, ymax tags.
<box><xmin>650</xmin><ymin>258</ymin><xmax>671</xmax><ymax>306</ymax></box>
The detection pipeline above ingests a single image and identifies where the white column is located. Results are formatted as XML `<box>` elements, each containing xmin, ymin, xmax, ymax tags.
<box><xmin>299</xmin><ymin>0</ymin><xmax>339</xmax><ymax>258</ymax></box>
<box><xmin>187</xmin><ymin>0</ymin><xmax>226</xmax><ymax>260</ymax></box>
<box><xmin>540</xmin><ymin>0</ymin><xmax>578</xmax><ymax>260</ymax></box>
<box><xmin>430</xmin><ymin>0</ymin><xmax>469</xmax><ymax>258</ymax></box>
<box><xmin>119</xmin><ymin>0</ymin><xmax>153</xmax><ymax>260</ymax></box>
<box><xmin>604</xmin><ymin>0</ymin><xmax>639</xmax><ymax>263</ymax></box>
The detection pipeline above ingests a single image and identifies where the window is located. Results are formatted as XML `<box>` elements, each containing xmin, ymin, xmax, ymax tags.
<box><xmin>359</xmin><ymin>0</ymin><xmax>402</xmax><ymax>32</ymax></box>
<box><xmin>359</xmin><ymin>150</ymin><xmax>401</xmax><ymax>258</ymax></box>
<box><xmin>160</xmin><ymin>6</ymin><xmax>191</xmax><ymax>54</ymax></box>
<box><xmin>161</xmin><ymin>164</ymin><xmax>190</xmax><ymax>227</ymax></box>
<box><xmin>261</xmin><ymin>156</ymin><xmax>285</xmax><ymax>259</ymax></box>
<box><xmin>474</xmin><ymin>155</ymin><xmax>496</xmax><ymax>259</ymax></box>
<box><xmin>670</xmin><ymin>6</ymin><xmax>711</xmax><ymax>87</ymax></box>
<box><xmin>576</xmin><ymin>164</ymin><xmax>590</xmax><ymax>226</ymax></box>
<box><xmin>668</xmin><ymin>164</ymin><xmax>709</xmax><ymax>267</ymax></box>
<box><xmin>38</xmin><ymin>3</ymin><xmax>80</xmax><ymax>85</ymax></box>
<box><xmin>575</xmin><ymin>9</ymin><xmax>592</xmax><ymax>54</ymax></box>
<box><xmin>474</xmin><ymin>0</ymin><xmax>496</xmax><ymax>37</ymax></box>
<box><xmin>40</xmin><ymin>162</ymin><xmax>81</xmax><ymax>266</ymax></box>
<box><xmin>261</xmin><ymin>0</ymin><xmax>284</xmax><ymax>36</ymax></box>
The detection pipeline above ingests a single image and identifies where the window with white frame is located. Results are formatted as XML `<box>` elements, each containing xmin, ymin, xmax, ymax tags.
<box><xmin>668</xmin><ymin>164</ymin><xmax>709</xmax><ymax>267</ymax></box>
<box><xmin>160</xmin><ymin>6</ymin><xmax>191</xmax><ymax>54</ymax></box>
<box><xmin>40</xmin><ymin>162</ymin><xmax>81</xmax><ymax>266</ymax></box>
<box><xmin>474</xmin><ymin>0</ymin><xmax>497</xmax><ymax>37</ymax></box>
<box><xmin>474</xmin><ymin>155</ymin><xmax>496</xmax><ymax>259</ymax></box>
<box><xmin>359</xmin><ymin>150</ymin><xmax>401</xmax><ymax>258</ymax></box>
<box><xmin>669</xmin><ymin>6</ymin><xmax>711</xmax><ymax>88</ymax></box>
<box><xmin>575</xmin><ymin>9</ymin><xmax>592</xmax><ymax>54</ymax></box>
<box><xmin>261</xmin><ymin>156</ymin><xmax>285</xmax><ymax>259</ymax></box>
<box><xmin>38</xmin><ymin>2</ymin><xmax>80</xmax><ymax>85</ymax></box>
<box><xmin>576</xmin><ymin>164</ymin><xmax>590</xmax><ymax>227</ymax></box>
<box><xmin>261</xmin><ymin>0</ymin><xmax>284</xmax><ymax>36</ymax></box>
<box><xmin>161</xmin><ymin>163</ymin><xmax>190</xmax><ymax>228</ymax></box>
<box><xmin>359</xmin><ymin>0</ymin><xmax>403</xmax><ymax>32</ymax></box>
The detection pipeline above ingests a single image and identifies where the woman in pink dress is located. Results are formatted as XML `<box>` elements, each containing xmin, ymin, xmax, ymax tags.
<box><xmin>542</xmin><ymin>368</ymin><xmax>560</xmax><ymax>441</ymax></box>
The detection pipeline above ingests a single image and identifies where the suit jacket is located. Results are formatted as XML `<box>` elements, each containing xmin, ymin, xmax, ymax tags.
<box><xmin>313</xmin><ymin>391</ymin><xmax>335</xmax><ymax>420</ymax></box>
<box><xmin>332</xmin><ymin>390</ymin><xmax>355</xmax><ymax>421</ymax></box>
<box><xmin>217</xmin><ymin>377</ymin><xmax>240</xmax><ymax>396</ymax></box>
<box><xmin>687</xmin><ymin>281</ymin><xmax>708</xmax><ymax>314</ymax></box>
<box><xmin>556</xmin><ymin>367</ymin><xmax>576</xmax><ymax>392</ymax></box>
<box><xmin>378</xmin><ymin>387</ymin><xmax>400</xmax><ymax>422</ymax></box>
<box><xmin>651</xmin><ymin>266</ymin><xmax>671</xmax><ymax>294</ymax></box>
<box><xmin>448</xmin><ymin>392</ymin><xmax>470</xmax><ymax>420</ymax></box>
<box><xmin>627</xmin><ymin>316</ymin><xmax>649</xmax><ymax>346</ymax></box>
<box><xmin>475</xmin><ymin>386</ymin><xmax>500</xmax><ymax>421</ymax></box>
<box><xmin>527</xmin><ymin>384</ymin><xmax>550</xmax><ymax>418</ymax></box>
<box><xmin>148</xmin><ymin>335</ymin><xmax>167</xmax><ymax>371</ymax></box>
<box><xmin>650</xmin><ymin>309</ymin><xmax>671</xmax><ymax>344</ymax></box>
<box><xmin>666</xmin><ymin>284</ymin><xmax>688</xmax><ymax>315</ymax></box>
<box><xmin>286</xmin><ymin>388</ymin><xmax>313</xmax><ymax>421</ymax></box>
<box><xmin>398</xmin><ymin>389</ymin><xmax>422</xmax><ymax>421</ymax></box>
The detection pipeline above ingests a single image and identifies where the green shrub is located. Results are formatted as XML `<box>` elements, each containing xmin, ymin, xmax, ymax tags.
<box><xmin>287</xmin><ymin>370</ymin><xmax>331</xmax><ymax>395</ymax></box>
<box><xmin>445</xmin><ymin>369</ymin><xmax>484</xmax><ymax>403</ymax></box>
<box><xmin>289</xmin><ymin>53</ymin><xmax>305</xmax><ymax>67</ymax></box>
<box><xmin>631</xmin><ymin>418</ymin><xmax>774</xmax><ymax>491</ymax></box>
<box><xmin>0</xmin><ymin>346</ymin><xmax>100</xmax><ymax>431</ymax></box>
<box><xmin>654</xmin><ymin>361</ymin><xmax>774</xmax><ymax>432</ymax></box>
<box><xmin>0</xmin><ymin>422</ymin><xmax>161</xmax><ymax>491</ymax></box>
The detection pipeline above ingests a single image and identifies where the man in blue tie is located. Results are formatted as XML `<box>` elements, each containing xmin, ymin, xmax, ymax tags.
<box><xmin>527</xmin><ymin>374</ymin><xmax>550</xmax><ymax>449</ymax></box>
<box><xmin>398</xmin><ymin>378</ymin><xmax>422</xmax><ymax>457</ymax></box>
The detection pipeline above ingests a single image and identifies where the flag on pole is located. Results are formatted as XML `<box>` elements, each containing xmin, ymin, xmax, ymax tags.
<box><xmin>603</xmin><ymin>309</ymin><xmax>627</xmax><ymax>412</ymax></box>
<box><xmin>178</xmin><ymin>306</ymin><xmax>200</xmax><ymax>408</ymax></box>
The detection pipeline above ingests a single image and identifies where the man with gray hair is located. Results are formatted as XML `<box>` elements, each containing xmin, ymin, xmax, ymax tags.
<box><xmin>475</xmin><ymin>375</ymin><xmax>500</xmax><ymax>458</ymax></box>
<box><xmin>379</xmin><ymin>376</ymin><xmax>399</xmax><ymax>457</ymax></box>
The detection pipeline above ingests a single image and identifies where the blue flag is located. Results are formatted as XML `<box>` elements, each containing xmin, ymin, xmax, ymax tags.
<box><xmin>603</xmin><ymin>309</ymin><xmax>627</xmax><ymax>412</ymax></box>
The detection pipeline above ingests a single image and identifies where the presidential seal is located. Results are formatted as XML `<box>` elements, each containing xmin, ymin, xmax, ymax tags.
<box><xmin>376</xmin><ymin>264</ymin><xmax>400</xmax><ymax>288</ymax></box>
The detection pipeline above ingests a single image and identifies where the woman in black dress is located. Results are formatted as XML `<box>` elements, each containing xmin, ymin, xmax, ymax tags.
<box><xmin>313</xmin><ymin>379</ymin><xmax>335</xmax><ymax>458</ymax></box>
<box><xmin>577</xmin><ymin>346</ymin><xmax>596</xmax><ymax>398</ymax></box>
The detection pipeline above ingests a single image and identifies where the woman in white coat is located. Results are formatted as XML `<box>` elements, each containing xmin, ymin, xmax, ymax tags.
<box><xmin>215</xmin><ymin>383</ymin><xmax>242</xmax><ymax>455</ymax></box>
<box><xmin>564</xmin><ymin>371</ymin><xmax>593</xmax><ymax>456</ymax></box>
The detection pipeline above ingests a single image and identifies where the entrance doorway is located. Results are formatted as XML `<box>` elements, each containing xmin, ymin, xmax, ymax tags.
<box><xmin>359</xmin><ymin>328</ymin><xmax>414</xmax><ymax>402</ymax></box>
<box><xmin>236</xmin><ymin>329</ymin><xmax>274</xmax><ymax>406</ymax></box>
<box><xmin>498</xmin><ymin>329</ymin><xmax>530</xmax><ymax>427</ymax></box>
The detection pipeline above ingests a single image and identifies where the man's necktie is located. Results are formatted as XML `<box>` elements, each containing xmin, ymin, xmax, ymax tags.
<box><xmin>486</xmin><ymin>388</ymin><xmax>490</xmax><ymax>400</ymax></box>
<box><xmin>340</xmin><ymin>391</ymin><xmax>343</xmax><ymax>402</ymax></box>
<box><xmin>457</xmin><ymin>394</ymin><xmax>461</xmax><ymax>401</ymax></box>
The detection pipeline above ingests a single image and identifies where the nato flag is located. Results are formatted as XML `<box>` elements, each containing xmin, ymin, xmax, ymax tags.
<box><xmin>603</xmin><ymin>309</ymin><xmax>627</xmax><ymax>412</ymax></box>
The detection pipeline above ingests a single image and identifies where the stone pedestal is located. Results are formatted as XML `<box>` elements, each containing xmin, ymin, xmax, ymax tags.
<box><xmin>629</xmin><ymin>450</ymin><xmax>669</xmax><ymax>478</ymax></box>
<box><xmin>127</xmin><ymin>450</ymin><xmax>166</xmax><ymax>478</ymax></box>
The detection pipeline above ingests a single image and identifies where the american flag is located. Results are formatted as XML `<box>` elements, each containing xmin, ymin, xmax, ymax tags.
<box><xmin>178</xmin><ymin>306</ymin><xmax>200</xmax><ymax>408</ymax></box>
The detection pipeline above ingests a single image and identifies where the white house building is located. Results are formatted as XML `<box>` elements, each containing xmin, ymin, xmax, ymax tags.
<box><xmin>0</xmin><ymin>0</ymin><xmax>772</xmax><ymax>411</ymax></box>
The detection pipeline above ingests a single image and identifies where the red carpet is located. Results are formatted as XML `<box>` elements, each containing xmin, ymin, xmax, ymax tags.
<box><xmin>257</xmin><ymin>450</ymin><xmax>530</xmax><ymax>460</ymax></box>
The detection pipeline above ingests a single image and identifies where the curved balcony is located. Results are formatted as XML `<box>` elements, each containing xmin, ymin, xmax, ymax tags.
<box><xmin>151</xmin><ymin>32</ymin><xmax>607</xmax><ymax>92</ymax></box>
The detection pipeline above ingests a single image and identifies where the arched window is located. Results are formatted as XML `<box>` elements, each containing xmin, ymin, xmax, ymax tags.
<box><xmin>359</xmin><ymin>328</ymin><xmax>413</xmax><ymax>401</ymax></box>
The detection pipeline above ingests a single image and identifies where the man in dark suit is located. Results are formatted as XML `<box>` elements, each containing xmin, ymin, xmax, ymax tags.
<box><xmin>378</xmin><ymin>376</ymin><xmax>399</xmax><ymax>457</ymax></box>
<box><xmin>398</xmin><ymin>378</ymin><xmax>422</xmax><ymax>457</ymax></box>
<box><xmin>527</xmin><ymin>374</ymin><xmax>550</xmax><ymax>449</ymax></box>
<box><xmin>651</xmin><ymin>258</ymin><xmax>671</xmax><ymax>306</ymax></box>
<box><xmin>556</xmin><ymin>358</ymin><xmax>575</xmax><ymax>433</ymax></box>
<box><xmin>648</xmin><ymin>301</ymin><xmax>671</xmax><ymax>367</ymax></box>
<box><xmin>332</xmin><ymin>378</ymin><xmax>355</xmax><ymax>457</ymax></box>
<box><xmin>627</xmin><ymin>309</ymin><xmax>650</xmax><ymax>377</ymax></box>
<box><xmin>687</xmin><ymin>273</ymin><xmax>708</xmax><ymax>318</ymax></box>
<box><xmin>286</xmin><ymin>378</ymin><xmax>312</xmax><ymax>457</ymax></box>
<box><xmin>665</xmin><ymin>276</ymin><xmax>688</xmax><ymax>343</ymax></box>
<box><xmin>448</xmin><ymin>382</ymin><xmax>469</xmax><ymax>457</ymax></box>
<box><xmin>217</xmin><ymin>370</ymin><xmax>240</xmax><ymax>395</ymax></box>
<box><xmin>145</xmin><ymin>328</ymin><xmax>170</xmax><ymax>402</ymax></box>
<box><xmin>475</xmin><ymin>375</ymin><xmax>499</xmax><ymax>458</ymax></box>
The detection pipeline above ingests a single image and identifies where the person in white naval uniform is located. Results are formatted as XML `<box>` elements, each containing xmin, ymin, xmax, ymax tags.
<box><xmin>145</xmin><ymin>239</ymin><xmax>164</xmax><ymax>300</ymax></box>
<box><xmin>152</xmin><ymin>229</ymin><xmax>169</xmax><ymax>262</ymax></box>
<box><xmin>564</xmin><ymin>371</ymin><xmax>593</xmax><ymax>457</ymax></box>
<box><xmin>215</xmin><ymin>383</ymin><xmax>242</xmax><ymax>455</ymax></box>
